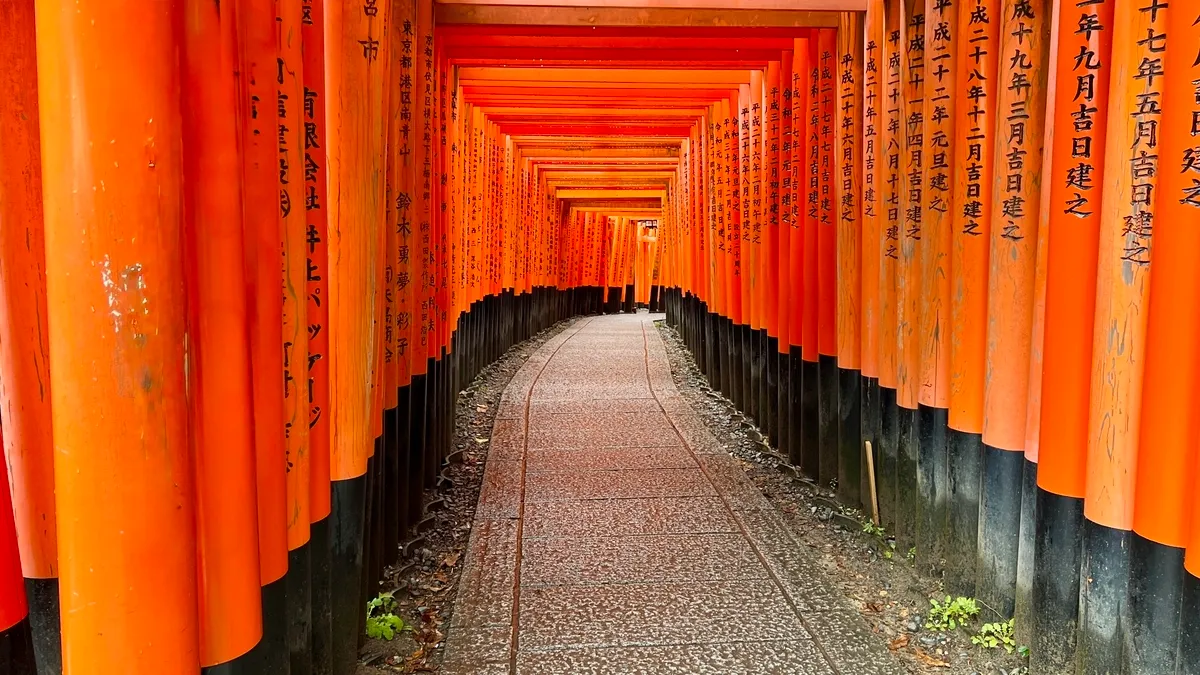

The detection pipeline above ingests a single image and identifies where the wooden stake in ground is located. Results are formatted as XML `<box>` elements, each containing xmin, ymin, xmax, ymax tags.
<box><xmin>865</xmin><ymin>440</ymin><xmax>880</xmax><ymax>526</ymax></box>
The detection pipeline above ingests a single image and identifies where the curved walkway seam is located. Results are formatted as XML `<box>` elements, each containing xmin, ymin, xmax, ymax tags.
<box><xmin>509</xmin><ymin>317</ymin><xmax>595</xmax><ymax>675</ymax></box>
<box><xmin>636</xmin><ymin>320</ymin><xmax>843</xmax><ymax>675</ymax></box>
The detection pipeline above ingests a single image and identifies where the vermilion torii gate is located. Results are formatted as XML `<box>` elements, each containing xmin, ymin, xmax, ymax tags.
<box><xmin>0</xmin><ymin>1</ymin><xmax>1198</xmax><ymax>674</ymax></box>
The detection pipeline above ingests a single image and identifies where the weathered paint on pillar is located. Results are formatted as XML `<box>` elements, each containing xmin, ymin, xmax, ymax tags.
<box><xmin>35</xmin><ymin>0</ymin><xmax>201</xmax><ymax>670</ymax></box>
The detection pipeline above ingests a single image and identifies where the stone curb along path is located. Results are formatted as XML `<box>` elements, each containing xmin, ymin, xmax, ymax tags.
<box><xmin>442</xmin><ymin>314</ymin><xmax>907</xmax><ymax>675</ymax></box>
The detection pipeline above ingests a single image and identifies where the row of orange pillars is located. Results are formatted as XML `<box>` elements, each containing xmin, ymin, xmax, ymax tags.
<box><xmin>657</xmin><ymin>0</ymin><xmax>1200</xmax><ymax>674</ymax></box>
<box><xmin>1</xmin><ymin>0</ymin><xmax>1199</xmax><ymax>674</ymax></box>
<box><xmin>0</xmin><ymin>0</ymin><xmax>672</xmax><ymax>673</ymax></box>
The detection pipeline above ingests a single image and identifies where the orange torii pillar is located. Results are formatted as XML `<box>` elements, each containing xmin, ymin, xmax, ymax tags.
<box><xmin>748</xmin><ymin>69</ymin><xmax>766</xmax><ymax>435</ymax></box>
<box><xmin>1132</xmin><ymin>3</ymin><xmax>1200</xmax><ymax>672</ymax></box>
<box><xmin>1076</xmin><ymin>0</ymin><xmax>1160</xmax><ymax>670</ymax></box>
<box><xmin>0</xmin><ymin>1</ymin><xmax>59</xmax><ymax>670</ymax></box>
<box><xmin>800</xmin><ymin>35</ymin><xmax>821</xmax><ymax>481</ymax></box>
<box><xmin>976</xmin><ymin>0</ymin><xmax>1050</xmax><ymax>620</ymax></box>
<box><xmin>327</xmin><ymin>0</ymin><xmax>387</xmax><ymax>670</ymax></box>
<box><xmin>726</xmin><ymin>92</ymin><xmax>745</xmax><ymax>410</ymax></box>
<box><xmin>239</xmin><ymin>0</ymin><xmax>290</xmax><ymax>667</ymax></box>
<box><xmin>776</xmin><ymin>49</ymin><xmax>795</xmax><ymax>464</ymax></box>
<box><xmin>788</xmin><ymin>39</ymin><xmax>809</xmax><ymax>470</ymax></box>
<box><xmin>182</xmin><ymin>1</ymin><xmax>266</xmax><ymax>671</ymax></box>
<box><xmin>277</xmin><ymin>0</ymin><xmax>315</xmax><ymax>668</ymax></box>
<box><xmin>1012</xmin><ymin>0</ymin><xmax>1058</xmax><ymax>645</ymax></box>
<box><xmin>875</xmin><ymin>0</ymin><xmax>900</xmax><ymax>536</ymax></box>
<box><xmin>737</xmin><ymin>83</ymin><xmax>753</xmax><ymax>416</ymax></box>
<box><xmin>915</xmin><ymin>0</ymin><xmax>957</xmax><ymax>576</ymax></box>
<box><xmin>860</xmin><ymin>7</ymin><xmax>883</xmax><ymax>506</ymax></box>
<box><xmin>302</xmin><ymin>0</ymin><xmax>335</xmax><ymax>671</ymax></box>
<box><xmin>764</xmin><ymin>59</ymin><xmax>782</xmax><ymax>445</ymax></box>
<box><xmin>893</xmin><ymin>0</ymin><xmax>922</xmax><ymax>554</ymax></box>
<box><xmin>836</xmin><ymin>14</ymin><xmax>863</xmax><ymax>509</ymax></box>
<box><xmin>37</xmin><ymin>1</ymin><xmax>200</xmax><ymax>672</ymax></box>
<box><xmin>816</xmin><ymin>29</ymin><xmax>839</xmax><ymax>492</ymax></box>
<box><xmin>1033</xmin><ymin>0</ymin><xmax>1113</xmax><ymax>670</ymax></box>
<box><xmin>944</xmin><ymin>0</ymin><xmax>999</xmax><ymax>597</ymax></box>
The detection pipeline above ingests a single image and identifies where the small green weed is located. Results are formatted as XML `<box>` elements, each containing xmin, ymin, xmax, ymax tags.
<box><xmin>365</xmin><ymin>593</ymin><xmax>409</xmax><ymax>641</ymax></box>
<box><xmin>925</xmin><ymin>595</ymin><xmax>980</xmax><ymax>631</ymax></box>
<box><xmin>907</xmin><ymin>547</ymin><xmax>917</xmax><ymax>562</ymax></box>
<box><xmin>971</xmin><ymin>619</ymin><xmax>1018</xmax><ymax>652</ymax></box>
<box><xmin>862</xmin><ymin>520</ymin><xmax>886</xmax><ymax>537</ymax></box>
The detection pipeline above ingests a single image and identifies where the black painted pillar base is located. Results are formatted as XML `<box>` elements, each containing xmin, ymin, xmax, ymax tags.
<box><xmin>286</xmin><ymin>543</ymin><xmax>312</xmax><ymax>675</ymax></box>
<box><xmin>605</xmin><ymin>287</ymin><xmax>620</xmax><ymax>314</ymax></box>
<box><xmin>895</xmin><ymin>405</ymin><xmax>918</xmax><ymax>557</ymax></box>
<box><xmin>383</xmin><ymin>406</ymin><xmax>400</xmax><ymax>567</ymax></box>
<box><xmin>244</xmin><ymin>576</ymin><xmax>289</xmax><ymax>675</ymax></box>
<box><xmin>23</xmin><ymin>578</ymin><xmax>59</xmax><ymax>675</ymax></box>
<box><xmin>758</xmin><ymin>330</ymin><xmax>770</xmax><ymax>437</ymax></box>
<box><xmin>310</xmin><ymin>516</ymin><xmax>333</xmax><ymax>675</ymax></box>
<box><xmin>705</xmin><ymin>310</ymin><xmax>720</xmax><ymax>393</ymax></box>
<box><xmin>787</xmin><ymin>350</ymin><xmax>804</xmax><ymax>468</ymax></box>
<box><xmin>776</xmin><ymin>348</ymin><xmax>791</xmax><ymax>457</ymax></box>
<box><xmin>409</xmin><ymin>372</ymin><xmax>429</xmax><ymax>518</ymax></box>
<box><xmin>817</xmin><ymin>355</ymin><xmax>838</xmax><ymax>490</ymax></box>
<box><xmin>720</xmin><ymin>318</ymin><xmax>734</xmax><ymax>402</ymax></box>
<box><xmin>330</xmin><ymin>475</ymin><xmax>367</xmax><ymax>675</ymax></box>
<box><xmin>915</xmin><ymin>405</ymin><xmax>949</xmax><ymax>578</ymax></box>
<box><xmin>734</xmin><ymin>321</ymin><xmax>744</xmax><ymax>410</ymax></box>
<box><xmin>423</xmin><ymin>358</ymin><xmax>438</xmax><ymax>488</ymax></box>
<box><xmin>765</xmin><ymin>336</ymin><xmax>779</xmax><ymax>444</ymax></box>
<box><xmin>944</xmin><ymin>428</ymin><xmax>982</xmax><ymax>596</ymax></box>
<box><xmin>1076</xmin><ymin>520</ymin><xmax>1129</xmax><ymax>673</ymax></box>
<box><xmin>1014</xmin><ymin>458</ymin><xmax>1037</xmax><ymax>646</ymax></box>
<box><xmin>860</xmin><ymin>376</ymin><xmax>881</xmax><ymax>514</ymax></box>
<box><xmin>800</xmin><ymin>358</ymin><xmax>820</xmax><ymax>482</ymax></box>
<box><xmin>748</xmin><ymin>326</ymin><xmax>762</xmax><ymax>427</ymax></box>
<box><xmin>0</xmin><ymin>618</ymin><xmax>36</xmax><ymax>675</ymax></box>
<box><xmin>836</xmin><ymin>368</ymin><xmax>861</xmax><ymax>509</ymax></box>
<box><xmin>877</xmin><ymin>387</ymin><xmax>898</xmax><ymax>535</ymax></box>
<box><xmin>975</xmin><ymin>445</ymin><xmax>1023</xmax><ymax>620</ymax></box>
<box><xmin>395</xmin><ymin>386</ymin><xmax>412</xmax><ymax>534</ymax></box>
<box><xmin>1179</xmin><ymin>571</ymin><xmax>1200</xmax><ymax>673</ymax></box>
<box><xmin>758</xmin><ymin>330</ymin><xmax>770</xmax><ymax>438</ymax></box>
<box><xmin>1030</xmin><ymin>488</ymin><xmax>1084</xmax><ymax>674</ymax></box>
<box><xmin>1125</xmin><ymin>532</ymin><xmax>1184</xmax><ymax>674</ymax></box>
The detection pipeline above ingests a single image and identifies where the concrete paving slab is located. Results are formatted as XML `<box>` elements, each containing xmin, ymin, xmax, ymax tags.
<box><xmin>520</xmin><ymin>532</ymin><xmax>766</xmax><ymax>587</ymax></box>
<box><xmin>521</xmin><ymin>497</ymin><xmax>739</xmax><ymax>538</ymax></box>
<box><xmin>518</xmin><ymin>578</ymin><xmax>809</xmax><ymax>651</ymax></box>
<box><xmin>515</xmin><ymin>640</ymin><xmax>837</xmax><ymax>675</ymax></box>
<box><xmin>525</xmin><ymin>447</ymin><xmax>696</xmax><ymax>472</ymax></box>
<box><xmin>524</xmin><ymin>467</ymin><xmax>715</xmax><ymax>501</ymax></box>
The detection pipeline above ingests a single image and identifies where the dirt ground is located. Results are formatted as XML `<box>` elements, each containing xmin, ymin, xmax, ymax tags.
<box><xmin>356</xmin><ymin>320</ymin><xmax>571</xmax><ymax>674</ymax></box>
<box><xmin>655</xmin><ymin>320</ymin><xmax>1029</xmax><ymax>675</ymax></box>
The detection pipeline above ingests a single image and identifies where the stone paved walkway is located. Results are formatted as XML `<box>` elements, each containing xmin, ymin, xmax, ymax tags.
<box><xmin>442</xmin><ymin>314</ymin><xmax>905</xmax><ymax>675</ymax></box>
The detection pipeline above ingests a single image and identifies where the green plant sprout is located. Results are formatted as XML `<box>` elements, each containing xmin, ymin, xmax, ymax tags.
<box><xmin>925</xmin><ymin>595</ymin><xmax>980</xmax><ymax>631</ymax></box>
<box><xmin>365</xmin><ymin>592</ymin><xmax>409</xmax><ymax>641</ymax></box>
<box><xmin>971</xmin><ymin>619</ymin><xmax>1018</xmax><ymax>654</ymax></box>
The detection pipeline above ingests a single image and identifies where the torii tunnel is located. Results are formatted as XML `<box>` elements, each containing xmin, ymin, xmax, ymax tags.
<box><xmin>0</xmin><ymin>0</ymin><xmax>1198</xmax><ymax>673</ymax></box>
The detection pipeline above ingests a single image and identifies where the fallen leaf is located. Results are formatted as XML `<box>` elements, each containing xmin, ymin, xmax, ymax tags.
<box><xmin>913</xmin><ymin>649</ymin><xmax>950</xmax><ymax>668</ymax></box>
<box><xmin>443</xmin><ymin>552</ymin><xmax>460</xmax><ymax>567</ymax></box>
<box><xmin>863</xmin><ymin>601</ymin><xmax>884</xmax><ymax>613</ymax></box>
<box><xmin>475</xmin><ymin>437</ymin><xmax>489</xmax><ymax>444</ymax></box>
<box><xmin>888</xmin><ymin>635</ymin><xmax>909</xmax><ymax>651</ymax></box>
